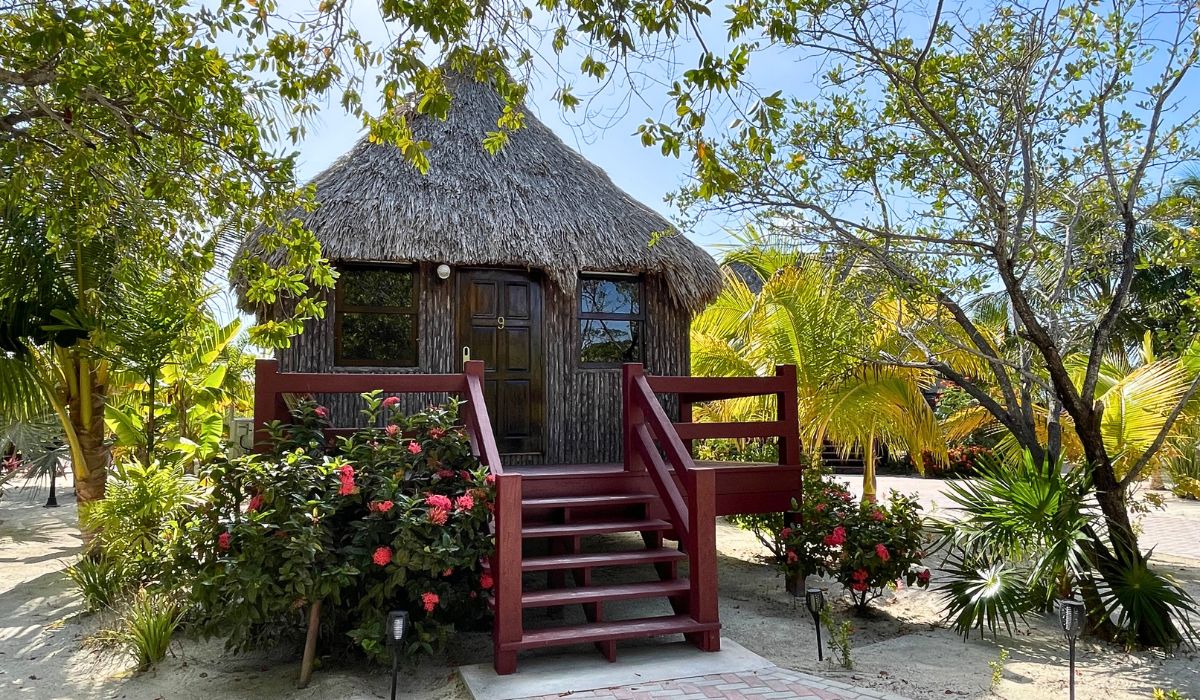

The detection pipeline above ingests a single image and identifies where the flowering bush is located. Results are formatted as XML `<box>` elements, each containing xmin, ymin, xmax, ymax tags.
<box><xmin>779</xmin><ymin>469</ymin><xmax>931</xmax><ymax>612</ymax></box>
<box><xmin>169</xmin><ymin>392</ymin><xmax>494</xmax><ymax>660</ymax></box>
<box><xmin>911</xmin><ymin>444</ymin><xmax>994</xmax><ymax>478</ymax></box>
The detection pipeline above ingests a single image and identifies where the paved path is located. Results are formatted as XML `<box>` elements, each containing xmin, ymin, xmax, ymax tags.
<box><xmin>517</xmin><ymin>666</ymin><xmax>906</xmax><ymax>700</ymax></box>
<box><xmin>839</xmin><ymin>474</ymin><xmax>1200</xmax><ymax>561</ymax></box>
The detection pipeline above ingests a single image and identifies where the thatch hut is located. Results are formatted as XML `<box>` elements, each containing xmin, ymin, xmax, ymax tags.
<box><xmin>236</xmin><ymin>71</ymin><xmax>721</xmax><ymax>465</ymax></box>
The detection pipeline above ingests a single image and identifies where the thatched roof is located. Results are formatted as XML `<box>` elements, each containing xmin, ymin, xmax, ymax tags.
<box><xmin>234</xmin><ymin>72</ymin><xmax>721</xmax><ymax>313</ymax></box>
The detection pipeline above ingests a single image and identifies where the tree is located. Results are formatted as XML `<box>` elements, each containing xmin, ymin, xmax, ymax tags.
<box><xmin>619</xmin><ymin>0</ymin><xmax>1200</xmax><ymax>645</ymax></box>
<box><xmin>691</xmin><ymin>237</ymin><xmax>944</xmax><ymax>499</ymax></box>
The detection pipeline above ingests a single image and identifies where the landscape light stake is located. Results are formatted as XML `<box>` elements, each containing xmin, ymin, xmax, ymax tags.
<box><xmin>805</xmin><ymin>587</ymin><xmax>825</xmax><ymax>662</ymax></box>
<box><xmin>44</xmin><ymin>466</ymin><xmax>58</xmax><ymax>508</ymax></box>
<box><xmin>1059</xmin><ymin>598</ymin><xmax>1084</xmax><ymax>700</ymax></box>
<box><xmin>387</xmin><ymin>610</ymin><xmax>410</xmax><ymax>700</ymax></box>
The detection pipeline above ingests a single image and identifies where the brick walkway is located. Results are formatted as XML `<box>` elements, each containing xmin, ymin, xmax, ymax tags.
<box><xmin>518</xmin><ymin>666</ymin><xmax>907</xmax><ymax>700</ymax></box>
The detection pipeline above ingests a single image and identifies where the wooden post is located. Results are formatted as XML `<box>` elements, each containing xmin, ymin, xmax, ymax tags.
<box><xmin>687</xmin><ymin>468</ymin><xmax>720</xmax><ymax>651</ymax></box>
<box><xmin>492</xmin><ymin>472</ymin><xmax>522</xmax><ymax>675</ymax></box>
<box><xmin>253</xmin><ymin>359</ymin><xmax>288</xmax><ymax>454</ymax></box>
<box><xmin>622</xmin><ymin>364</ymin><xmax>646</xmax><ymax>471</ymax></box>
<box><xmin>679</xmin><ymin>398</ymin><xmax>695</xmax><ymax>457</ymax></box>
<box><xmin>297</xmin><ymin>599</ymin><xmax>321</xmax><ymax>687</ymax></box>
<box><xmin>775</xmin><ymin>364</ymin><xmax>801</xmax><ymax>467</ymax></box>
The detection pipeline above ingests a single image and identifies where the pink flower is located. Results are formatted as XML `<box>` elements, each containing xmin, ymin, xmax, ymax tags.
<box><xmin>779</xmin><ymin>527</ymin><xmax>793</xmax><ymax>539</ymax></box>
<box><xmin>369</xmin><ymin>500</ymin><xmax>394</xmax><ymax>513</ymax></box>
<box><xmin>338</xmin><ymin>464</ymin><xmax>356</xmax><ymax>496</ymax></box>
<box><xmin>373</xmin><ymin>546</ymin><xmax>393</xmax><ymax>566</ymax></box>
<box><xmin>382</xmin><ymin>396</ymin><xmax>401</xmax><ymax>409</ymax></box>
<box><xmin>851</xmin><ymin>582</ymin><xmax>869</xmax><ymax>592</ymax></box>
<box><xmin>425</xmin><ymin>494</ymin><xmax>452</xmax><ymax>510</ymax></box>
<box><xmin>428</xmin><ymin>508</ymin><xmax>449</xmax><ymax>525</ymax></box>
<box><xmin>871</xmin><ymin>509</ymin><xmax>886</xmax><ymax>522</ymax></box>
<box><xmin>429</xmin><ymin>428</ymin><xmax>446</xmax><ymax>439</ymax></box>
<box><xmin>875</xmin><ymin>543</ymin><xmax>890</xmax><ymax>562</ymax></box>
<box><xmin>338</xmin><ymin>464</ymin><xmax>354</xmax><ymax>478</ymax></box>
<box><xmin>458</xmin><ymin>470</ymin><xmax>472</xmax><ymax>480</ymax></box>
<box><xmin>407</xmin><ymin>441</ymin><xmax>422</xmax><ymax>455</ymax></box>
<box><xmin>443</xmin><ymin>568</ymin><xmax>453</xmax><ymax>576</ymax></box>
<box><xmin>917</xmin><ymin>569</ymin><xmax>931</xmax><ymax>585</ymax></box>
<box><xmin>421</xmin><ymin>592</ymin><xmax>439</xmax><ymax>613</ymax></box>
<box><xmin>386</xmin><ymin>424</ymin><xmax>399</xmax><ymax>438</ymax></box>
<box><xmin>815</xmin><ymin>503</ymin><xmax>827</xmax><ymax>513</ymax></box>
<box><xmin>480</xmin><ymin>573</ymin><xmax>494</xmax><ymax>590</ymax></box>
<box><xmin>786</xmin><ymin>549</ymin><xmax>798</xmax><ymax>564</ymax></box>
<box><xmin>840</xmin><ymin>491</ymin><xmax>853</xmax><ymax>502</ymax></box>
<box><xmin>436</xmin><ymin>469</ymin><xmax>455</xmax><ymax>480</ymax></box>
<box><xmin>823</xmin><ymin>526</ymin><xmax>846</xmax><ymax>547</ymax></box>
<box><xmin>851</xmin><ymin>568</ymin><xmax>868</xmax><ymax>582</ymax></box>
<box><xmin>218</xmin><ymin>532</ymin><xmax>231</xmax><ymax>551</ymax></box>
<box><xmin>247</xmin><ymin>494</ymin><xmax>264</xmax><ymax>512</ymax></box>
<box><xmin>455</xmin><ymin>494</ymin><xmax>475</xmax><ymax>511</ymax></box>
<box><xmin>485</xmin><ymin>473</ymin><xmax>496</xmax><ymax>485</ymax></box>
<box><xmin>314</xmin><ymin>406</ymin><xmax>328</xmax><ymax>419</ymax></box>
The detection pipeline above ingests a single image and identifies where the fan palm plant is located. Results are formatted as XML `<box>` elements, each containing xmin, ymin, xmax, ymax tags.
<box><xmin>691</xmin><ymin>237</ymin><xmax>945</xmax><ymax>499</ymax></box>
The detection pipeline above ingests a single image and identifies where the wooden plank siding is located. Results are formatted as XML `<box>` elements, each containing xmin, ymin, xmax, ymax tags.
<box><xmin>275</xmin><ymin>264</ymin><xmax>690</xmax><ymax>465</ymax></box>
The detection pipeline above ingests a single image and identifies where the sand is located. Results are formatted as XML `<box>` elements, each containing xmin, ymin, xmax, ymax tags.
<box><xmin>2</xmin><ymin>481</ymin><xmax>1199</xmax><ymax>699</ymax></box>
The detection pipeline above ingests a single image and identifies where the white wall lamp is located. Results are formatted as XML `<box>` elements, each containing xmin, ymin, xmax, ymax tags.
<box><xmin>436</xmin><ymin>263</ymin><xmax>451</xmax><ymax>280</ymax></box>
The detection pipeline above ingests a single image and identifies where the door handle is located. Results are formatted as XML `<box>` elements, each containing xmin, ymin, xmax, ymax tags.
<box><xmin>496</xmin><ymin>316</ymin><xmax>505</xmax><ymax>330</ymax></box>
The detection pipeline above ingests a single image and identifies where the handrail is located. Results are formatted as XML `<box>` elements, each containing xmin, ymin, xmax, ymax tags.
<box><xmin>462</xmin><ymin>360</ymin><xmax>504</xmax><ymax>475</ymax></box>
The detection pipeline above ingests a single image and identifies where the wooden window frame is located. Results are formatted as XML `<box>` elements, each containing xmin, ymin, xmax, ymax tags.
<box><xmin>577</xmin><ymin>273</ymin><xmax>645</xmax><ymax>368</ymax></box>
<box><xmin>333</xmin><ymin>262</ymin><xmax>420</xmax><ymax>368</ymax></box>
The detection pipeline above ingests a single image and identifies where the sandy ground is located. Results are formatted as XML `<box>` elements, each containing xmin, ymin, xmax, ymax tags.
<box><xmin>2</xmin><ymin>478</ymin><xmax>1199</xmax><ymax>699</ymax></box>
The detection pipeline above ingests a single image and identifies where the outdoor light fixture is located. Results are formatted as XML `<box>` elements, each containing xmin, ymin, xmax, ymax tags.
<box><xmin>44</xmin><ymin>465</ymin><xmax>58</xmax><ymax>508</ymax></box>
<box><xmin>1059</xmin><ymin>597</ymin><xmax>1084</xmax><ymax>700</ymax></box>
<box><xmin>386</xmin><ymin>610</ymin><xmax>410</xmax><ymax>700</ymax></box>
<box><xmin>805</xmin><ymin>587</ymin><xmax>825</xmax><ymax>661</ymax></box>
<box><xmin>436</xmin><ymin>263</ymin><xmax>451</xmax><ymax>280</ymax></box>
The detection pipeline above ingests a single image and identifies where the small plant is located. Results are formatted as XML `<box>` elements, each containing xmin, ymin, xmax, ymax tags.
<box><xmin>1152</xmin><ymin>689</ymin><xmax>1186</xmax><ymax>700</ymax></box>
<box><xmin>103</xmin><ymin>588</ymin><xmax>182</xmax><ymax>671</ymax></box>
<box><xmin>988</xmin><ymin>648</ymin><xmax>1009</xmax><ymax>691</ymax></box>
<box><xmin>65</xmin><ymin>555</ymin><xmax>128</xmax><ymax>612</ymax></box>
<box><xmin>819</xmin><ymin>604</ymin><xmax>853</xmax><ymax>669</ymax></box>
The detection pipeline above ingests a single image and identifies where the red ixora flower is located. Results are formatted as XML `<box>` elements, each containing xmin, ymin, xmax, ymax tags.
<box><xmin>871</xmin><ymin>509</ymin><xmax>886</xmax><ymax>522</ymax></box>
<box><xmin>314</xmin><ymin>406</ymin><xmax>328</xmax><ymax>419</ymax></box>
<box><xmin>421</xmin><ymin>592</ymin><xmax>440</xmax><ymax>613</ymax></box>
<box><xmin>485</xmin><ymin>473</ymin><xmax>496</xmax><ymax>485</ymax></box>
<box><xmin>442</xmin><ymin>568</ymin><xmax>453</xmax><ymax>577</ymax></box>
<box><xmin>218</xmin><ymin>532</ymin><xmax>231</xmax><ymax>551</ymax></box>
<box><xmin>851</xmin><ymin>568</ymin><xmax>869</xmax><ymax>582</ymax></box>
<box><xmin>425</xmin><ymin>494</ymin><xmax>452</xmax><ymax>510</ymax></box>
<box><xmin>823</xmin><ymin>525</ymin><xmax>847</xmax><ymax>547</ymax></box>
<box><xmin>815</xmin><ymin>503</ymin><xmax>827</xmax><ymax>513</ymax></box>
<box><xmin>373</xmin><ymin>546</ymin><xmax>393</xmax><ymax>566</ymax></box>
<box><xmin>851</xmin><ymin>582</ymin><xmax>869</xmax><ymax>592</ymax></box>
<box><xmin>338</xmin><ymin>464</ymin><xmax>356</xmax><ymax>496</ymax></box>
<box><xmin>428</xmin><ymin>508</ymin><xmax>449</xmax><ymax>525</ymax></box>
<box><xmin>436</xmin><ymin>469</ymin><xmax>455</xmax><ymax>480</ymax></box>
<box><xmin>369</xmin><ymin>500</ymin><xmax>394</xmax><ymax>513</ymax></box>
<box><xmin>382</xmin><ymin>396</ymin><xmax>401</xmax><ymax>409</ymax></box>
<box><xmin>875</xmin><ymin>543</ymin><xmax>891</xmax><ymax>562</ymax></box>
<box><xmin>455</xmin><ymin>494</ymin><xmax>475</xmax><ymax>511</ymax></box>
<box><xmin>786</xmin><ymin>549</ymin><xmax>798</xmax><ymax>564</ymax></box>
<box><xmin>386</xmin><ymin>424</ymin><xmax>399</xmax><ymax>438</ymax></box>
<box><xmin>407</xmin><ymin>441</ymin><xmax>422</xmax><ymax>455</ymax></box>
<box><xmin>779</xmin><ymin>527</ymin><xmax>793</xmax><ymax>539</ymax></box>
<box><xmin>246</xmin><ymin>493</ymin><xmax>264</xmax><ymax>512</ymax></box>
<box><xmin>917</xmin><ymin>569</ymin><xmax>932</xmax><ymax>585</ymax></box>
<box><xmin>480</xmin><ymin>573</ymin><xmax>494</xmax><ymax>590</ymax></box>
<box><xmin>429</xmin><ymin>428</ymin><xmax>446</xmax><ymax>439</ymax></box>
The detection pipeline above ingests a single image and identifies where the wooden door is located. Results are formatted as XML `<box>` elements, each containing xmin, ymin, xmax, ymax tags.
<box><xmin>457</xmin><ymin>270</ymin><xmax>544</xmax><ymax>454</ymax></box>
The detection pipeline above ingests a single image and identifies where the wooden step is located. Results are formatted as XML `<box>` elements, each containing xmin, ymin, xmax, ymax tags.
<box><xmin>521</xmin><ymin>519</ymin><xmax>672</xmax><ymax>539</ymax></box>
<box><xmin>522</xmin><ymin>493</ymin><xmax>656</xmax><ymax>509</ymax></box>
<box><xmin>522</xmin><ymin>580</ymin><xmax>689</xmax><ymax>608</ymax></box>
<box><xmin>522</xmin><ymin>548</ymin><xmax>686</xmax><ymax>572</ymax></box>
<box><xmin>503</xmin><ymin>614</ymin><xmax>720</xmax><ymax>651</ymax></box>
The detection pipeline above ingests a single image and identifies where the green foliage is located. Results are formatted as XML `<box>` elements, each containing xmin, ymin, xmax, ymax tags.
<box><xmin>936</xmin><ymin>451</ymin><xmax>1197</xmax><ymax>646</ymax></box>
<box><xmin>100</xmin><ymin>589</ymin><xmax>182</xmax><ymax>671</ymax></box>
<box><xmin>65</xmin><ymin>555</ymin><xmax>128</xmax><ymax>612</ymax></box>
<box><xmin>1165</xmin><ymin>437</ymin><xmax>1200</xmax><ymax>500</ymax></box>
<box><xmin>774</xmin><ymin>469</ymin><xmax>931</xmax><ymax>612</ymax></box>
<box><xmin>170</xmin><ymin>395</ymin><xmax>495</xmax><ymax>660</ymax></box>
<box><xmin>988</xmin><ymin>648</ymin><xmax>1009</xmax><ymax>691</ymax></box>
<box><xmin>80</xmin><ymin>461</ymin><xmax>202</xmax><ymax>579</ymax></box>
<box><xmin>1153</xmin><ymin>689</ymin><xmax>1187</xmax><ymax>700</ymax></box>
<box><xmin>819</xmin><ymin>603</ymin><xmax>853</xmax><ymax>669</ymax></box>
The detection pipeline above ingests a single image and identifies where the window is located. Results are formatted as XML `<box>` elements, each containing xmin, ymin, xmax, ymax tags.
<box><xmin>334</xmin><ymin>264</ymin><xmax>418</xmax><ymax>366</ymax></box>
<box><xmin>578</xmin><ymin>274</ymin><xmax>643</xmax><ymax>365</ymax></box>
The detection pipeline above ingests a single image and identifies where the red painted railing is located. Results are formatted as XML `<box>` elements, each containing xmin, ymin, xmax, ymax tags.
<box><xmin>622</xmin><ymin>362</ymin><xmax>802</xmax><ymax>644</ymax></box>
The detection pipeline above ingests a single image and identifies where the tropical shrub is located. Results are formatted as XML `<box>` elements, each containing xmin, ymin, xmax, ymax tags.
<box><xmin>1165</xmin><ymin>437</ymin><xmax>1200</xmax><ymax>500</ymax></box>
<box><xmin>777</xmin><ymin>469</ymin><xmax>931</xmax><ymax>611</ymax></box>
<box><xmin>65</xmin><ymin>555</ymin><xmax>128</xmax><ymax>612</ymax></box>
<box><xmin>169</xmin><ymin>393</ymin><xmax>495</xmax><ymax>660</ymax></box>
<box><xmin>99</xmin><ymin>588</ymin><xmax>183</xmax><ymax>671</ymax></box>
<box><xmin>936</xmin><ymin>451</ymin><xmax>1197</xmax><ymax>647</ymax></box>
<box><xmin>910</xmin><ymin>445</ymin><xmax>995</xmax><ymax>478</ymax></box>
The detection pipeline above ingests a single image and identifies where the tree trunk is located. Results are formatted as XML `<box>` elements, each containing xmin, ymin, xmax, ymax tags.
<box><xmin>70</xmin><ymin>373</ymin><xmax>110</xmax><ymax>546</ymax></box>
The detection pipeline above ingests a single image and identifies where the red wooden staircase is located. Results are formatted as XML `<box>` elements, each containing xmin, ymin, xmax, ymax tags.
<box><xmin>487</xmin><ymin>465</ymin><xmax>721</xmax><ymax>674</ymax></box>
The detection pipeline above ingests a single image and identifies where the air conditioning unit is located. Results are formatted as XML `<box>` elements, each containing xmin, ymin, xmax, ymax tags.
<box><xmin>228</xmin><ymin>417</ymin><xmax>255</xmax><ymax>457</ymax></box>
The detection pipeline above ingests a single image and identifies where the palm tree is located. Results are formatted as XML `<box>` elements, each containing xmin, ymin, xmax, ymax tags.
<box><xmin>691</xmin><ymin>237</ymin><xmax>945</xmax><ymax>499</ymax></box>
